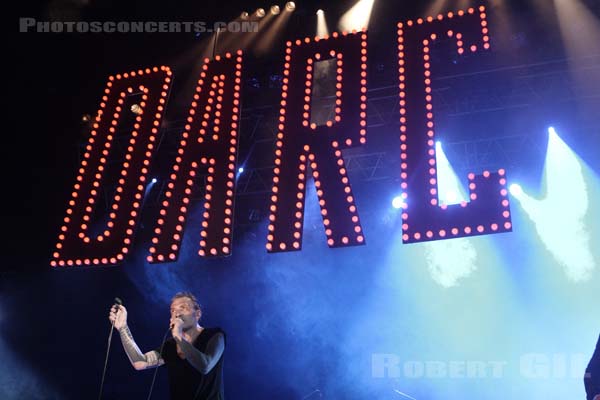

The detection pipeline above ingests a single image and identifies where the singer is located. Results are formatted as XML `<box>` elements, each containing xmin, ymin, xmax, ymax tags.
<box><xmin>586</xmin><ymin>332</ymin><xmax>600</xmax><ymax>400</ymax></box>
<box><xmin>108</xmin><ymin>292</ymin><xmax>225</xmax><ymax>399</ymax></box>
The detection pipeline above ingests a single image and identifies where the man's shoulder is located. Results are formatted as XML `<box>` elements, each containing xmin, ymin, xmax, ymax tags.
<box><xmin>204</xmin><ymin>326</ymin><xmax>226</xmax><ymax>339</ymax></box>
<box><xmin>199</xmin><ymin>327</ymin><xmax>225</xmax><ymax>346</ymax></box>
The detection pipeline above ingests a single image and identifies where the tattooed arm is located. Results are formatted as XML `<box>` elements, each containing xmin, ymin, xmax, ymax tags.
<box><xmin>109</xmin><ymin>305</ymin><xmax>164</xmax><ymax>370</ymax></box>
<box><xmin>118</xmin><ymin>325</ymin><xmax>164</xmax><ymax>370</ymax></box>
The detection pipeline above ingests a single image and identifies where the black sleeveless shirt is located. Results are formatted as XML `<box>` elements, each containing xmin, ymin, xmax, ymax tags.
<box><xmin>160</xmin><ymin>327</ymin><xmax>225</xmax><ymax>400</ymax></box>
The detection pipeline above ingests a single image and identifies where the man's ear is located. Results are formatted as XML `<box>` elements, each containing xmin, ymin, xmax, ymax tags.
<box><xmin>196</xmin><ymin>309</ymin><xmax>202</xmax><ymax>320</ymax></box>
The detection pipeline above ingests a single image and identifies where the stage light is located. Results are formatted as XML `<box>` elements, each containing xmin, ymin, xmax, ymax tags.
<box><xmin>256</xmin><ymin>8</ymin><xmax>266</xmax><ymax>18</ymax></box>
<box><xmin>339</xmin><ymin>0</ymin><xmax>375</xmax><ymax>31</ymax></box>
<box><xmin>240</xmin><ymin>11</ymin><xmax>249</xmax><ymax>19</ymax></box>
<box><xmin>509</xmin><ymin>183</ymin><xmax>522</xmax><ymax>196</ymax></box>
<box><xmin>445</xmin><ymin>190</ymin><xmax>458</xmax><ymax>203</ymax></box>
<box><xmin>554</xmin><ymin>0</ymin><xmax>600</xmax><ymax>99</ymax></box>
<box><xmin>255</xmin><ymin>2</ymin><xmax>294</xmax><ymax>56</ymax></box>
<box><xmin>435</xmin><ymin>141</ymin><xmax>468</xmax><ymax>205</ymax></box>
<box><xmin>316</xmin><ymin>8</ymin><xmax>329</xmax><ymax>38</ymax></box>
<box><xmin>81</xmin><ymin>114</ymin><xmax>91</xmax><ymax>122</ymax></box>
<box><xmin>511</xmin><ymin>127</ymin><xmax>594</xmax><ymax>281</ymax></box>
<box><xmin>392</xmin><ymin>195</ymin><xmax>406</xmax><ymax>209</ymax></box>
<box><xmin>130</xmin><ymin>104</ymin><xmax>142</xmax><ymax>115</ymax></box>
<box><xmin>285</xmin><ymin>2</ymin><xmax>296</xmax><ymax>11</ymax></box>
<box><xmin>426</xmin><ymin>0</ymin><xmax>450</xmax><ymax>17</ymax></box>
<box><xmin>238</xmin><ymin>167</ymin><xmax>244</xmax><ymax>174</ymax></box>
<box><xmin>151</xmin><ymin>178</ymin><xmax>157</xmax><ymax>184</ymax></box>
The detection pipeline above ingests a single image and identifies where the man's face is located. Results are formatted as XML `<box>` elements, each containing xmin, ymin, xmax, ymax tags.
<box><xmin>170</xmin><ymin>297</ymin><xmax>200</xmax><ymax>328</ymax></box>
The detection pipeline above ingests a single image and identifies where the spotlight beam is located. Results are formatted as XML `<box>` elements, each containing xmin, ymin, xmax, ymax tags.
<box><xmin>511</xmin><ymin>128</ymin><xmax>594</xmax><ymax>282</ymax></box>
<box><xmin>339</xmin><ymin>0</ymin><xmax>375</xmax><ymax>31</ymax></box>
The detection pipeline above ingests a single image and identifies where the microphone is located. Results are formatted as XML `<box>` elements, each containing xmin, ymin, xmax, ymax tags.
<box><xmin>114</xmin><ymin>297</ymin><xmax>123</xmax><ymax>309</ymax></box>
<box><xmin>170</xmin><ymin>315</ymin><xmax>181</xmax><ymax>330</ymax></box>
<box><xmin>111</xmin><ymin>297</ymin><xmax>123</xmax><ymax>321</ymax></box>
<box><xmin>110</xmin><ymin>297</ymin><xmax>123</xmax><ymax>326</ymax></box>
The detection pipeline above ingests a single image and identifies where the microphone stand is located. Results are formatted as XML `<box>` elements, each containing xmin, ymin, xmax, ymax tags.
<box><xmin>98</xmin><ymin>298</ymin><xmax>122</xmax><ymax>400</ymax></box>
<box><xmin>98</xmin><ymin>316</ymin><xmax>117</xmax><ymax>400</ymax></box>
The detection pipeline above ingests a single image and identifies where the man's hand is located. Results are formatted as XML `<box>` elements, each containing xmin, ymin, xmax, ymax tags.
<box><xmin>170</xmin><ymin>315</ymin><xmax>184</xmax><ymax>340</ymax></box>
<box><xmin>109</xmin><ymin>305</ymin><xmax>127</xmax><ymax>331</ymax></box>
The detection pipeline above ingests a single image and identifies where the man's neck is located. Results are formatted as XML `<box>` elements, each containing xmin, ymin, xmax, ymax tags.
<box><xmin>182</xmin><ymin>324</ymin><xmax>203</xmax><ymax>342</ymax></box>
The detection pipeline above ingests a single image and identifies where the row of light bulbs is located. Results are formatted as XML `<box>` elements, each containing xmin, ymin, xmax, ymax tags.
<box><xmin>241</xmin><ymin>2</ymin><xmax>296</xmax><ymax>19</ymax></box>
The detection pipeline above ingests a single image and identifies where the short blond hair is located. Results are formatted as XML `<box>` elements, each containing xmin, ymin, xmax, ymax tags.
<box><xmin>171</xmin><ymin>291</ymin><xmax>201</xmax><ymax>311</ymax></box>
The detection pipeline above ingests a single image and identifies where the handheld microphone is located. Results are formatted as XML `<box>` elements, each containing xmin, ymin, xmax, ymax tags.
<box><xmin>170</xmin><ymin>315</ymin><xmax>181</xmax><ymax>330</ymax></box>
<box><xmin>114</xmin><ymin>297</ymin><xmax>123</xmax><ymax>310</ymax></box>
<box><xmin>110</xmin><ymin>297</ymin><xmax>123</xmax><ymax>326</ymax></box>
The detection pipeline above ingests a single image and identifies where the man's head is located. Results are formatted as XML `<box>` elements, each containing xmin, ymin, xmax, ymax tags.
<box><xmin>170</xmin><ymin>292</ymin><xmax>202</xmax><ymax>329</ymax></box>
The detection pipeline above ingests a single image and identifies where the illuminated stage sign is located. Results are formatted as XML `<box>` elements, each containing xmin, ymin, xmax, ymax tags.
<box><xmin>51</xmin><ymin>5</ymin><xmax>512</xmax><ymax>267</ymax></box>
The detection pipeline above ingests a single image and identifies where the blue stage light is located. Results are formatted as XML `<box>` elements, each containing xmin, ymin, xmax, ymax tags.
<box><xmin>392</xmin><ymin>195</ymin><xmax>405</xmax><ymax>209</ymax></box>
<box><xmin>509</xmin><ymin>183</ymin><xmax>522</xmax><ymax>196</ymax></box>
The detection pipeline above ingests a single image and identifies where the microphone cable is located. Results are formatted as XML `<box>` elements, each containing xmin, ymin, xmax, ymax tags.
<box><xmin>146</xmin><ymin>325</ymin><xmax>172</xmax><ymax>400</ymax></box>
<box><xmin>98</xmin><ymin>297</ymin><xmax>122</xmax><ymax>400</ymax></box>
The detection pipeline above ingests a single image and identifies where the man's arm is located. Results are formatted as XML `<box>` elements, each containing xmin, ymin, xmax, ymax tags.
<box><xmin>118</xmin><ymin>325</ymin><xmax>165</xmax><ymax>370</ymax></box>
<box><xmin>175</xmin><ymin>332</ymin><xmax>224</xmax><ymax>375</ymax></box>
<box><xmin>110</xmin><ymin>304</ymin><xmax>164</xmax><ymax>370</ymax></box>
